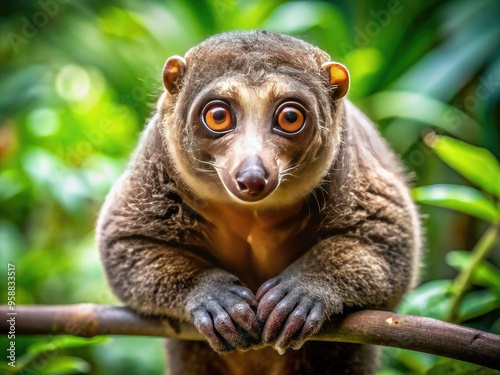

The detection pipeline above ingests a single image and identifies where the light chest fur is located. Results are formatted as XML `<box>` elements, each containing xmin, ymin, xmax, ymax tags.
<box><xmin>193</xmin><ymin>199</ymin><xmax>313</xmax><ymax>292</ymax></box>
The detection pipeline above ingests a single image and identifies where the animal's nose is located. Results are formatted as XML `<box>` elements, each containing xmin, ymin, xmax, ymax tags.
<box><xmin>235</xmin><ymin>155</ymin><xmax>269</xmax><ymax>196</ymax></box>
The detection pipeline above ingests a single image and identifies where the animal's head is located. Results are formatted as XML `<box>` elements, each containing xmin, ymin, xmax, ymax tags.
<box><xmin>161</xmin><ymin>31</ymin><xmax>349</xmax><ymax>209</ymax></box>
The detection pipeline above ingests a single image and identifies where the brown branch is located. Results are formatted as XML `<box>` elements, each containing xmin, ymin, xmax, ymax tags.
<box><xmin>1</xmin><ymin>304</ymin><xmax>499</xmax><ymax>370</ymax></box>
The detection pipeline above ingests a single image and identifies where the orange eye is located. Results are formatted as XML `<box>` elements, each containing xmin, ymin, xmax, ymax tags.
<box><xmin>275</xmin><ymin>104</ymin><xmax>305</xmax><ymax>134</ymax></box>
<box><xmin>202</xmin><ymin>101</ymin><xmax>234</xmax><ymax>133</ymax></box>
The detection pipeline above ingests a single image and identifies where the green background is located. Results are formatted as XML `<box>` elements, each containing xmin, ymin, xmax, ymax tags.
<box><xmin>1</xmin><ymin>0</ymin><xmax>499</xmax><ymax>374</ymax></box>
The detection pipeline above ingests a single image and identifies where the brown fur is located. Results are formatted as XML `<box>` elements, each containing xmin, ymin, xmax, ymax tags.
<box><xmin>97</xmin><ymin>30</ymin><xmax>421</xmax><ymax>375</ymax></box>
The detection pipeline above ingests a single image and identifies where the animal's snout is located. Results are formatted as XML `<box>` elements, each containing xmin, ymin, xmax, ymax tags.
<box><xmin>235</xmin><ymin>155</ymin><xmax>269</xmax><ymax>197</ymax></box>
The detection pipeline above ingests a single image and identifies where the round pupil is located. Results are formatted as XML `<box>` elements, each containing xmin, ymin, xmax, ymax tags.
<box><xmin>284</xmin><ymin>110</ymin><xmax>298</xmax><ymax>123</ymax></box>
<box><xmin>212</xmin><ymin>108</ymin><xmax>227</xmax><ymax>123</ymax></box>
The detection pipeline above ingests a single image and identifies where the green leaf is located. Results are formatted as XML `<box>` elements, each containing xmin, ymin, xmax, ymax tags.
<box><xmin>394</xmin><ymin>17</ymin><xmax>499</xmax><ymax>102</ymax></box>
<box><xmin>447</xmin><ymin>251</ymin><xmax>500</xmax><ymax>292</ymax></box>
<box><xmin>426</xmin><ymin>358</ymin><xmax>499</xmax><ymax>375</ymax></box>
<box><xmin>366</xmin><ymin>91</ymin><xmax>479</xmax><ymax>137</ymax></box>
<box><xmin>459</xmin><ymin>290</ymin><xmax>500</xmax><ymax>321</ymax></box>
<box><xmin>426</xmin><ymin>135</ymin><xmax>500</xmax><ymax>199</ymax></box>
<box><xmin>28</xmin><ymin>337</ymin><xmax>107</xmax><ymax>356</ymax></box>
<box><xmin>376</xmin><ymin>369</ymin><xmax>407</xmax><ymax>375</ymax></box>
<box><xmin>398</xmin><ymin>280</ymin><xmax>453</xmax><ymax>320</ymax></box>
<box><xmin>412</xmin><ymin>185</ymin><xmax>500</xmax><ymax>222</ymax></box>
<box><xmin>37</xmin><ymin>356</ymin><xmax>90</xmax><ymax>375</ymax></box>
<box><xmin>446</xmin><ymin>250</ymin><xmax>471</xmax><ymax>271</ymax></box>
<box><xmin>396</xmin><ymin>350</ymin><xmax>438</xmax><ymax>374</ymax></box>
<box><xmin>390</xmin><ymin>349</ymin><xmax>437</xmax><ymax>374</ymax></box>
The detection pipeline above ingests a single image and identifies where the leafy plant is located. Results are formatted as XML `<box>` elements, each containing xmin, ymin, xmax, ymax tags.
<box><xmin>0</xmin><ymin>337</ymin><xmax>106</xmax><ymax>375</ymax></box>
<box><xmin>392</xmin><ymin>135</ymin><xmax>500</xmax><ymax>374</ymax></box>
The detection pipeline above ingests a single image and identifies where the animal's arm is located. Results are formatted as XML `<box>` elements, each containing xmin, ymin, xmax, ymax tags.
<box><xmin>256</xmin><ymin>178</ymin><xmax>419</xmax><ymax>354</ymax></box>
<box><xmin>98</xmin><ymin>196</ymin><xmax>261</xmax><ymax>352</ymax></box>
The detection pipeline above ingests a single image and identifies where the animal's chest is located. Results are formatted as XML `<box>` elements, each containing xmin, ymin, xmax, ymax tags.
<box><xmin>198</xmin><ymin>203</ymin><xmax>314</xmax><ymax>291</ymax></box>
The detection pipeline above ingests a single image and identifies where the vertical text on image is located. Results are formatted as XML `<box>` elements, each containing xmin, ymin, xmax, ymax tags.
<box><xmin>6</xmin><ymin>263</ymin><xmax>16</xmax><ymax>368</ymax></box>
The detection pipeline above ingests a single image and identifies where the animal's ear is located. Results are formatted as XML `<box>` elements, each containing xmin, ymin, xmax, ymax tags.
<box><xmin>321</xmin><ymin>62</ymin><xmax>350</xmax><ymax>99</ymax></box>
<box><xmin>163</xmin><ymin>55</ymin><xmax>186</xmax><ymax>95</ymax></box>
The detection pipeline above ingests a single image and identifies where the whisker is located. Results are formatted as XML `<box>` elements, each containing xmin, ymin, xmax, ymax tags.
<box><xmin>279</xmin><ymin>161</ymin><xmax>303</xmax><ymax>182</ymax></box>
<box><xmin>192</xmin><ymin>158</ymin><xmax>222</xmax><ymax>175</ymax></box>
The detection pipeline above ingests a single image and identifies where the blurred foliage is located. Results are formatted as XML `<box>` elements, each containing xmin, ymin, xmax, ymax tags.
<box><xmin>400</xmin><ymin>135</ymin><xmax>500</xmax><ymax>374</ymax></box>
<box><xmin>0</xmin><ymin>0</ymin><xmax>499</xmax><ymax>374</ymax></box>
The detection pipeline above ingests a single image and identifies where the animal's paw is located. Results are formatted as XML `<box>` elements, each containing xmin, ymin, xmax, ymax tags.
<box><xmin>256</xmin><ymin>276</ymin><xmax>335</xmax><ymax>354</ymax></box>
<box><xmin>188</xmin><ymin>283</ymin><xmax>261</xmax><ymax>353</ymax></box>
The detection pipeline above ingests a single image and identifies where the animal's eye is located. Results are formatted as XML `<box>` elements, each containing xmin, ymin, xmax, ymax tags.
<box><xmin>274</xmin><ymin>103</ymin><xmax>306</xmax><ymax>134</ymax></box>
<box><xmin>201</xmin><ymin>101</ymin><xmax>234</xmax><ymax>133</ymax></box>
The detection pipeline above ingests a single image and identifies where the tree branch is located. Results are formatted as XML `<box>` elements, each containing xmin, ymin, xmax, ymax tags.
<box><xmin>1</xmin><ymin>304</ymin><xmax>499</xmax><ymax>370</ymax></box>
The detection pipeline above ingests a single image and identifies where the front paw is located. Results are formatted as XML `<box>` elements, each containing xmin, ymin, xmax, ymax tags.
<box><xmin>188</xmin><ymin>283</ymin><xmax>261</xmax><ymax>353</ymax></box>
<box><xmin>256</xmin><ymin>276</ymin><xmax>338</xmax><ymax>354</ymax></box>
